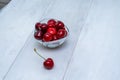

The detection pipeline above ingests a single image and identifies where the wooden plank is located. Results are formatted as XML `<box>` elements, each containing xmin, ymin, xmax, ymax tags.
<box><xmin>64</xmin><ymin>0</ymin><xmax>120</xmax><ymax>80</ymax></box>
<box><xmin>3</xmin><ymin>0</ymin><xmax>92</xmax><ymax>80</ymax></box>
<box><xmin>0</xmin><ymin>0</ymin><xmax>52</xmax><ymax>79</ymax></box>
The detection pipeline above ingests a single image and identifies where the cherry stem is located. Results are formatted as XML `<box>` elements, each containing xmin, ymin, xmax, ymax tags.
<box><xmin>34</xmin><ymin>48</ymin><xmax>46</xmax><ymax>60</ymax></box>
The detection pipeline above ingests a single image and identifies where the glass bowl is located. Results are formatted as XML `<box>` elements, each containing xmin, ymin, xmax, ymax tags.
<box><xmin>34</xmin><ymin>18</ymin><xmax>69</xmax><ymax>48</ymax></box>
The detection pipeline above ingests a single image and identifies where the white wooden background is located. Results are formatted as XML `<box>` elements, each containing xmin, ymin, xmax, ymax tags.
<box><xmin>0</xmin><ymin>0</ymin><xmax>120</xmax><ymax>80</ymax></box>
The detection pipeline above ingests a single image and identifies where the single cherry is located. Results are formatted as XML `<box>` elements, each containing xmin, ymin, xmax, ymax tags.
<box><xmin>40</xmin><ymin>23</ymin><xmax>48</xmax><ymax>32</ymax></box>
<box><xmin>47</xmin><ymin>27</ymin><xmax>57</xmax><ymax>35</ymax></box>
<box><xmin>57</xmin><ymin>29</ymin><xmax>67</xmax><ymax>39</ymax></box>
<box><xmin>56</xmin><ymin>21</ymin><xmax>65</xmax><ymax>30</ymax></box>
<box><xmin>47</xmin><ymin>19</ymin><xmax>56</xmax><ymax>28</ymax></box>
<box><xmin>34</xmin><ymin>30</ymin><xmax>43</xmax><ymax>40</ymax></box>
<box><xmin>43</xmin><ymin>32</ymin><xmax>53</xmax><ymax>42</ymax></box>
<box><xmin>35</xmin><ymin>22</ymin><xmax>41</xmax><ymax>30</ymax></box>
<box><xmin>34</xmin><ymin>48</ymin><xmax>54</xmax><ymax>70</ymax></box>
<box><xmin>43</xmin><ymin>58</ymin><xmax>54</xmax><ymax>69</ymax></box>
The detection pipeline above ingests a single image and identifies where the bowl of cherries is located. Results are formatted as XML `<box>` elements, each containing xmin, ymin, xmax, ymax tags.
<box><xmin>34</xmin><ymin>18</ymin><xmax>69</xmax><ymax>48</ymax></box>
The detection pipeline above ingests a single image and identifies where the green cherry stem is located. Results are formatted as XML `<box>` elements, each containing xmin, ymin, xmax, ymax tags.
<box><xmin>34</xmin><ymin>48</ymin><xmax>46</xmax><ymax>60</ymax></box>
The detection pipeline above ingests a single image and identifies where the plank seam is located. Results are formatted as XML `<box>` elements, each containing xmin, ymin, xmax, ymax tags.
<box><xmin>2</xmin><ymin>0</ymin><xmax>55</xmax><ymax>80</ymax></box>
<box><xmin>62</xmin><ymin>0</ymin><xmax>94</xmax><ymax>80</ymax></box>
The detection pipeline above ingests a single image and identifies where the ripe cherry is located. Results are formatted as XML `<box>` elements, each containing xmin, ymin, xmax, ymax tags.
<box><xmin>47</xmin><ymin>28</ymin><xmax>57</xmax><ymax>35</ymax></box>
<box><xmin>35</xmin><ymin>22</ymin><xmax>41</xmax><ymax>30</ymax></box>
<box><xmin>53</xmin><ymin>35</ymin><xmax>58</xmax><ymax>40</ymax></box>
<box><xmin>57</xmin><ymin>29</ymin><xmax>67</xmax><ymax>39</ymax></box>
<box><xmin>43</xmin><ymin>58</ymin><xmax>54</xmax><ymax>69</ymax></box>
<box><xmin>40</xmin><ymin>23</ymin><xmax>48</xmax><ymax>32</ymax></box>
<box><xmin>34</xmin><ymin>48</ymin><xmax>54</xmax><ymax>70</ymax></box>
<box><xmin>56</xmin><ymin>21</ymin><xmax>65</xmax><ymax>30</ymax></box>
<box><xmin>43</xmin><ymin>32</ymin><xmax>53</xmax><ymax>42</ymax></box>
<box><xmin>47</xmin><ymin>19</ymin><xmax>56</xmax><ymax>28</ymax></box>
<box><xmin>34</xmin><ymin>19</ymin><xmax>68</xmax><ymax>43</ymax></box>
<box><xmin>34</xmin><ymin>30</ymin><xmax>43</xmax><ymax>40</ymax></box>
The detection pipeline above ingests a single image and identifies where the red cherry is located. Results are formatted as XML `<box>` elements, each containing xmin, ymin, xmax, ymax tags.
<box><xmin>40</xmin><ymin>23</ymin><xmax>48</xmax><ymax>32</ymax></box>
<box><xmin>53</xmin><ymin>35</ymin><xmax>58</xmax><ymax>40</ymax></box>
<box><xmin>43</xmin><ymin>32</ymin><xmax>53</xmax><ymax>42</ymax></box>
<box><xmin>47</xmin><ymin>28</ymin><xmax>57</xmax><ymax>35</ymax></box>
<box><xmin>43</xmin><ymin>58</ymin><xmax>54</xmax><ymax>69</ymax></box>
<box><xmin>34</xmin><ymin>30</ymin><xmax>43</xmax><ymax>40</ymax></box>
<box><xmin>56</xmin><ymin>21</ymin><xmax>65</xmax><ymax>30</ymax></box>
<box><xmin>34</xmin><ymin>48</ymin><xmax>54</xmax><ymax>70</ymax></box>
<box><xmin>57</xmin><ymin>29</ymin><xmax>67</xmax><ymax>39</ymax></box>
<box><xmin>47</xmin><ymin>19</ymin><xmax>56</xmax><ymax>28</ymax></box>
<box><xmin>35</xmin><ymin>22</ymin><xmax>41</xmax><ymax>30</ymax></box>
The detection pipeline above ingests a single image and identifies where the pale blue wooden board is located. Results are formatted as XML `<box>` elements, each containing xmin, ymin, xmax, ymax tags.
<box><xmin>1</xmin><ymin>0</ymin><xmax>92</xmax><ymax>80</ymax></box>
<box><xmin>0</xmin><ymin>0</ymin><xmax>120</xmax><ymax>80</ymax></box>
<box><xmin>0</xmin><ymin>0</ymin><xmax>52</xmax><ymax>79</ymax></box>
<box><xmin>64</xmin><ymin>0</ymin><xmax>120</xmax><ymax>80</ymax></box>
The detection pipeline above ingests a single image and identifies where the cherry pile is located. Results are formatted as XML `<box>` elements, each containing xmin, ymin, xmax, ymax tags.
<box><xmin>34</xmin><ymin>19</ymin><xmax>67</xmax><ymax>42</ymax></box>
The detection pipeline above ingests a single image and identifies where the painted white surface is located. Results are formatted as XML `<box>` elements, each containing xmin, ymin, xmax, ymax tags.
<box><xmin>0</xmin><ymin>0</ymin><xmax>53</xmax><ymax>79</ymax></box>
<box><xmin>64</xmin><ymin>0</ymin><xmax>120</xmax><ymax>80</ymax></box>
<box><xmin>0</xmin><ymin>0</ymin><xmax>120</xmax><ymax>80</ymax></box>
<box><xmin>1</xmin><ymin>0</ymin><xmax>92</xmax><ymax>80</ymax></box>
